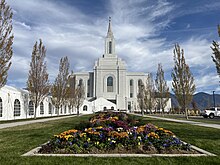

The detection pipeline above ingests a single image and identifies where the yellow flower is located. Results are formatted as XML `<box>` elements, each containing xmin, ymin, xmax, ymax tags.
<box><xmin>96</xmin><ymin>126</ymin><xmax>103</xmax><ymax>129</ymax></box>
<box><xmin>87</xmin><ymin>138</ymin><xmax>90</xmax><ymax>142</ymax></box>
<box><xmin>138</xmin><ymin>142</ymin><xmax>141</xmax><ymax>145</ymax></box>
<box><xmin>95</xmin><ymin>141</ymin><xmax>99</xmax><ymax>145</ymax></box>
<box><xmin>80</xmin><ymin>133</ymin><xmax>86</xmax><ymax>137</ymax></box>
<box><xmin>113</xmin><ymin>116</ymin><xmax>119</xmax><ymax>120</ymax></box>
<box><xmin>158</xmin><ymin>128</ymin><xmax>164</xmax><ymax>131</ymax></box>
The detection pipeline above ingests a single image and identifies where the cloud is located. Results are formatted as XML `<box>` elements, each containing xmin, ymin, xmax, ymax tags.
<box><xmin>4</xmin><ymin>0</ymin><xmax>220</xmax><ymax>94</ymax></box>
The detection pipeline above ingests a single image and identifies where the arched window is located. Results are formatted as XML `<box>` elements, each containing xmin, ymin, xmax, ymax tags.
<box><xmin>111</xmin><ymin>106</ymin><xmax>114</xmax><ymax>110</ymax></box>
<box><xmin>130</xmin><ymin>79</ymin><xmax>134</xmax><ymax>98</ymax></box>
<box><xmin>0</xmin><ymin>97</ymin><xmax>2</xmax><ymax>117</ymax></box>
<box><xmin>14</xmin><ymin>99</ymin><xmax>21</xmax><ymax>116</ymax></box>
<box><xmin>83</xmin><ymin>105</ymin><xmax>88</xmax><ymax>111</ymax></box>
<box><xmin>107</xmin><ymin>76</ymin><xmax>113</xmax><ymax>92</ymax></box>
<box><xmin>79</xmin><ymin>79</ymin><xmax>83</xmax><ymax>86</ymax></box>
<box><xmin>29</xmin><ymin>101</ymin><xmax>34</xmax><ymax>116</ymax></box>
<box><xmin>48</xmin><ymin>103</ymin><xmax>52</xmax><ymax>114</ymax></box>
<box><xmin>40</xmin><ymin>102</ymin><xmax>44</xmax><ymax>115</ymax></box>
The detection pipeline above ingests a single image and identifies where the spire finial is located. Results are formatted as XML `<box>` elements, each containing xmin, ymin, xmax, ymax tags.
<box><xmin>107</xmin><ymin>16</ymin><xmax>113</xmax><ymax>37</ymax></box>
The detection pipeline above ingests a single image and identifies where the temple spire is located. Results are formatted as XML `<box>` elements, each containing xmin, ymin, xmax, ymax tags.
<box><xmin>107</xmin><ymin>17</ymin><xmax>113</xmax><ymax>37</ymax></box>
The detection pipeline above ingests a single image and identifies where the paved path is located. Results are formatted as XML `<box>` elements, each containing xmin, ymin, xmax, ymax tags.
<box><xmin>1</xmin><ymin>113</ymin><xmax>220</xmax><ymax>130</ymax></box>
<box><xmin>144</xmin><ymin>115</ymin><xmax>220</xmax><ymax>129</ymax></box>
<box><xmin>0</xmin><ymin>115</ymin><xmax>76</xmax><ymax>130</ymax></box>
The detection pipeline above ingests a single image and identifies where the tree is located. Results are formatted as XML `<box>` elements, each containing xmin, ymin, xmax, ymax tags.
<box><xmin>66</xmin><ymin>72</ymin><xmax>76</xmax><ymax>113</ymax></box>
<box><xmin>171</xmin><ymin>44</ymin><xmax>196</xmax><ymax>119</ymax></box>
<box><xmin>51</xmin><ymin>56</ymin><xmax>70</xmax><ymax>116</ymax></box>
<box><xmin>27</xmin><ymin>39</ymin><xmax>49</xmax><ymax>119</ymax></box>
<box><xmin>144</xmin><ymin>73</ymin><xmax>157</xmax><ymax>114</ymax></box>
<box><xmin>74</xmin><ymin>82</ymin><xmax>85</xmax><ymax>116</ymax></box>
<box><xmin>211</xmin><ymin>25</ymin><xmax>220</xmax><ymax>77</ymax></box>
<box><xmin>137</xmin><ymin>74</ymin><xmax>157</xmax><ymax>116</ymax></box>
<box><xmin>0</xmin><ymin>0</ymin><xmax>13</xmax><ymax>88</ymax></box>
<box><xmin>155</xmin><ymin>63</ymin><xmax>170</xmax><ymax>115</ymax></box>
<box><xmin>137</xmin><ymin>80</ymin><xmax>145</xmax><ymax>116</ymax></box>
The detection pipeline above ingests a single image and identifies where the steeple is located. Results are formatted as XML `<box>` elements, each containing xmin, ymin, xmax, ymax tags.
<box><xmin>104</xmin><ymin>17</ymin><xmax>116</xmax><ymax>56</ymax></box>
<box><xmin>107</xmin><ymin>17</ymin><xmax>113</xmax><ymax>38</ymax></box>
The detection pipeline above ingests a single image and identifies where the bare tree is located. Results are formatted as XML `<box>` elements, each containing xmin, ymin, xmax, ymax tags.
<box><xmin>66</xmin><ymin>72</ymin><xmax>76</xmax><ymax>113</ymax></box>
<box><xmin>51</xmin><ymin>56</ymin><xmax>70</xmax><ymax>116</ymax></box>
<box><xmin>144</xmin><ymin>73</ymin><xmax>157</xmax><ymax>114</ymax></box>
<box><xmin>27</xmin><ymin>39</ymin><xmax>49</xmax><ymax>119</ymax></box>
<box><xmin>171</xmin><ymin>44</ymin><xmax>196</xmax><ymax>119</ymax></box>
<box><xmin>0</xmin><ymin>0</ymin><xmax>13</xmax><ymax>88</ymax></box>
<box><xmin>155</xmin><ymin>63</ymin><xmax>170</xmax><ymax>115</ymax></box>
<box><xmin>137</xmin><ymin>80</ymin><xmax>145</xmax><ymax>116</ymax></box>
<box><xmin>74</xmin><ymin>82</ymin><xmax>85</xmax><ymax>116</ymax></box>
<box><xmin>211</xmin><ymin>25</ymin><xmax>220</xmax><ymax>77</ymax></box>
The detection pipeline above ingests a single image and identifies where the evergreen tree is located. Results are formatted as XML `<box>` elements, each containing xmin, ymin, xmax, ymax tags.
<box><xmin>27</xmin><ymin>39</ymin><xmax>49</xmax><ymax>119</ymax></box>
<box><xmin>155</xmin><ymin>63</ymin><xmax>169</xmax><ymax>115</ymax></box>
<box><xmin>171</xmin><ymin>44</ymin><xmax>196</xmax><ymax>119</ymax></box>
<box><xmin>0</xmin><ymin>0</ymin><xmax>13</xmax><ymax>88</ymax></box>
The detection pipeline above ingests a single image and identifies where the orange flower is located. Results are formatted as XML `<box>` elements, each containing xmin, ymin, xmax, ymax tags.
<box><xmin>147</xmin><ymin>132</ymin><xmax>159</xmax><ymax>139</ymax></box>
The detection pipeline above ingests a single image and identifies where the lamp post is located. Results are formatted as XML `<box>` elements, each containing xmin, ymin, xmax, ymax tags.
<box><xmin>213</xmin><ymin>91</ymin><xmax>216</xmax><ymax>107</ymax></box>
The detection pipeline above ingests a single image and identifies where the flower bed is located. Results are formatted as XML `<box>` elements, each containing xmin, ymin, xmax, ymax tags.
<box><xmin>39</xmin><ymin>112</ymin><xmax>197</xmax><ymax>154</ymax></box>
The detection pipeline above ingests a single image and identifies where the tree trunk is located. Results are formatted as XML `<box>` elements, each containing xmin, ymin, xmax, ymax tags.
<box><xmin>185</xmin><ymin>108</ymin><xmax>188</xmax><ymax>119</ymax></box>
<box><xmin>141</xmin><ymin>109</ymin><xmax>144</xmax><ymax>116</ymax></box>
<box><xmin>34</xmin><ymin>104</ymin><xmax>37</xmax><ymax>119</ymax></box>
<box><xmin>77</xmin><ymin>107</ymin><xmax>79</xmax><ymax>116</ymax></box>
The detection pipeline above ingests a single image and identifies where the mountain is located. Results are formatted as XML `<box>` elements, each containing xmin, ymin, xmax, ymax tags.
<box><xmin>170</xmin><ymin>92</ymin><xmax>220</xmax><ymax>110</ymax></box>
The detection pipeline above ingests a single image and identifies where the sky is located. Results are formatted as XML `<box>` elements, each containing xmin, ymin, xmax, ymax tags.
<box><xmin>5</xmin><ymin>0</ymin><xmax>220</xmax><ymax>94</ymax></box>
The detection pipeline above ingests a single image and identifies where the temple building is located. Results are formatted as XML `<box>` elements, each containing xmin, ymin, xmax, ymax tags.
<box><xmin>73</xmin><ymin>18</ymin><xmax>171</xmax><ymax>111</ymax></box>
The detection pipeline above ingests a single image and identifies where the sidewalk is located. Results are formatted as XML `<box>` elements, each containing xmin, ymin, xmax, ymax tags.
<box><xmin>0</xmin><ymin>115</ymin><xmax>76</xmax><ymax>130</ymax></box>
<box><xmin>144</xmin><ymin>115</ymin><xmax>220</xmax><ymax>129</ymax></box>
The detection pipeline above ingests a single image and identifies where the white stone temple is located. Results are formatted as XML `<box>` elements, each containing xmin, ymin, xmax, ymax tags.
<box><xmin>73</xmin><ymin>17</ymin><xmax>171</xmax><ymax>111</ymax></box>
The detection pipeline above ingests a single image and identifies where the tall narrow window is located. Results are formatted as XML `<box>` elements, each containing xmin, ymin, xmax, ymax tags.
<box><xmin>14</xmin><ymin>99</ymin><xmax>21</xmax><ymax>116</ymax></box>
<box><xmin>87</xmin><ymin>79</ymin><xmax>90</xmax><ymax>97</ymax></box>
<box><xmin>138</xmin><ymin>79</ymin><xmax>143</xmax><ymax>87</ymax></box>
<box><xmin>40</xmin><ymin>102</ymin><xmax>44</xmax><ymax>115</ymax></box>
<box><xmin>64</xmin><ymin>105</ymin><xmax>67</xmax><ymax>114</ymax></box>
<box><xmin>29</xmin><ymin>101</ymin><xmax>34</xmax><ymax>116</ymax></box>
<box><xmin>130</xmin><ymin>79</ymin><xmax>134</xmax><ymax>98</ymax></box>
<box><xmin>48</xmin><ymin>103</ymin><xmax>52</xmax><ymax>114</ymax></box>
<box><xmin>109</xmin><ymin>41</ymin><xmax>112</xmax><ymax>54</ymax></box>
<box><xmin>107</xmin><ymin>76</ymin><xmax>113</xmax><ymax>92</ymax></box>
<box><xmin>0</xmin><ymin>97</ymin><xmax>2</xmax><ymax>117</ymax></box>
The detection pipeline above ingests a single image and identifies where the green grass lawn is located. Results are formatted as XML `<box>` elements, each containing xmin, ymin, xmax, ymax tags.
<box><xmin>0</xmin><ymin>114</ymin><xmax>219</xmax><ymax>165</ymax></box>
<box><xmin>0</xmin><ymin>114</ymin><xmax>75</xmax><ymax>124</ymax></box>
<box><xmin>149</xmin><ymin>114</ymin><xmax>220</xmax><ymax>124</ymax></box>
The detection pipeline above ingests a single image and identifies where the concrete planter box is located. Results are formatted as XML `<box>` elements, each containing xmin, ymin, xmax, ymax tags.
<box><xmin>22</xmin><ymin>142</ymin><xmax>216</xmax><ymax>157</ymax></box>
